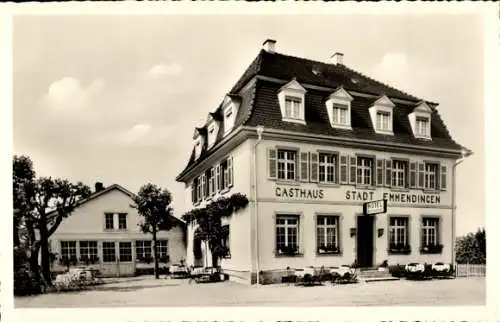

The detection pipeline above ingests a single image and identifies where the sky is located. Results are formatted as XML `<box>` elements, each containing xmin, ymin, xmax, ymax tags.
<box><xmin>12</xmin><ymin>14</ymin><xmax>484</xmax><ymax>236</ymax></box>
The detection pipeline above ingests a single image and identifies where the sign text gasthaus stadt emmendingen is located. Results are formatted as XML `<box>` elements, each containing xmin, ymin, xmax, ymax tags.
<box><xmin>274</xmin><ymin>187</ymin><xmax>441</xmax><ymax>205</ymax></box>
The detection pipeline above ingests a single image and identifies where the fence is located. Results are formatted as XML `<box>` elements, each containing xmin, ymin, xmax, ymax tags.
<box><xmin>455</xmin><ymin>264</ymin><xmax>486</xmax><ymax>277</ymax></box>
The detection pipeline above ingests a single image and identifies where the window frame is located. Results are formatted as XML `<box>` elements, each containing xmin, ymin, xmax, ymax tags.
<box><xmin>119</xmin><ymin>241</ymin><xmax>133</xmax><ymax>263</ymax></box>
<box><xmin>275</xmin><ymin>214</ymin><xmax>301</xmax><ymax>256</ymax></box>
<box><xmin>118</xmin><ymin>213</ymin><xmax>127</xmax><ymax>230</ymax></box>
<box><xmin>391</xmin><ymin>159</ymin><xmax>409</xmax><ymax>189</ymax></box>
<box><xmin>421</xmin><ymin>217</ymin><xmax>440</xmax><ymax>247</ymax></box>
<box><xmin>79</xmin><ymin>240</ymin><xmax>98</xmax><ymax>262</ymax></box>
<box><xmin>424</xmin><ymin>162</ymin><xmax>439</xmax><ymax>191</ymax></box>
<box><xmin>104</xmin><ymin>213</ymin><xmax>114</xmax><ymax>230</ymax></box>
<box><xmin>277</xmin><ymin>149</ymin><xmax>298</xmax><ymax>182</ymax></box>
<box><xmin>356</xmin><ymin>156</ymin><xmax>374</xmax><ymax>186</ymax></box>
<box><xmin>388</xmin><ymin>216</ymin><xmax>411</xmax><ymax>255</ymax></box>
<box><xmin>102</xmin><ymin>241</ymin><xmax>117</xmax><ymax>263</ymax></box>
<box><xmin>416</xmin><ymin>116</ymin><xmax>430</xmax><ymax>137</ymax></box>
<box><xmin>135</xmin><ymin>240</ymin><xmax>152</xmax><ymax>262</ymax></box>
<box><xmin>318</xmin><ymin>152</ymin><xmax>337</xmax><ymax>184</ymax></box>
<box><xmin>60</xmin><ymin>240</ymin><xmax>77</xmax><ymax>262</ymax></box>
<box><xmin>316</xmin><ymin>215</ymin><xmax>341</xmax><ymax>255</ymax></box>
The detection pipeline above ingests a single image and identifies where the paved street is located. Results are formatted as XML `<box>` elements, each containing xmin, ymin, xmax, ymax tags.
<box><xmin>15</xmin><ymin>277</ymin><xmax>485</xmax><ymax>307</ymax></box>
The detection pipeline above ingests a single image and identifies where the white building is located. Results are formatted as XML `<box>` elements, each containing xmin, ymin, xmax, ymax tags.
<box><xmin>49</xmin><ymin>183</ymin><xmax>186</xmax><ymax>277</ymax></box>
<box><xmin>176</xmin><ymin>40</ymin><xmax>471</xmax><ymax>284</ymax></box>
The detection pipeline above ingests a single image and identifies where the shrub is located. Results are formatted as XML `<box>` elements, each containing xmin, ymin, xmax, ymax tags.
<box><xmin>388</xmin><ymin>264</ymin><xmax>406</xmax><ymax>278</ymax></box>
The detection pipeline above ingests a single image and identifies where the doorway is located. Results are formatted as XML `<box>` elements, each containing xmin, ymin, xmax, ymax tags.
<box><xmin>356</xmin><ymin>215</ymin><xmax>375</xmax><ymax>268</ymax></box>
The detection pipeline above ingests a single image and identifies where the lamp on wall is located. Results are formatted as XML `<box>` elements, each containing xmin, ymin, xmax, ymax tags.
<box><xmin>377</xmin><ymin>228</ymin><xmax>384</xmax><ymax>238</ymax></box>
<box><xmin>350</xmin><ymin>228</ymin><xmax>356</xmax><ymax>237</ymax></box>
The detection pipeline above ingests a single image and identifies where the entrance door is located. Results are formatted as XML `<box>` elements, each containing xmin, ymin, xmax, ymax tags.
<box><xmin>356</xmin><ymin>215</ymin><xmax>374</xmax><ymax>267</ymax></box>
<box><xmin>118</xmin><ymin>241</ymin><xmax>135</xmax><ymax>276</ymax></box>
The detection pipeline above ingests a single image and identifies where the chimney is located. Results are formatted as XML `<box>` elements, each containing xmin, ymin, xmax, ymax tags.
<box><xmin>95</xmin><ymin>182</ymin><xmax>105</xmax><ymax>193</ymax></box>
<box><xmin>262</xmin><ymin>39</ymin><xmax>276</xmax><ymax>53</ymax></box>
<box><xmin>330</xmin><ymin>52</ymin><xmax>344</xmax><ymax>65</ymax></box>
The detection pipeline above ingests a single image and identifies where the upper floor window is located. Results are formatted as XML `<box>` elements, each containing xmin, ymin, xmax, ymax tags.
<box><xmin>207</xmin><ymin>124</ymin><xmax>217</xmax><ymax>148</ymax></box>
<box><xmin>392</xmin><ymin>160</ymin><xmax>408</xmax><ymax>188</ymax></box>
<box><xmin>285</xmin><ymin>97</ymin><xmax>301</xmax><ymax>119</ymax></box>
<box><xmin>356</xmin><ymin>156</ymin><xmax>374</xmax><ymax>186</ymax></box>
<box><xmin>416</xmin><ymin>117</ymin><xmax>430</xmax><ymax>137</ymax></box>
<box><xmin>105</xmin><ymin>213</ymin><xmax>114</xmax><ymax>230</ymax></box>
<box><xmin>277</xmin><ymin>150</ymin><xmax>297</xmax><ymax>181</ymax></box>
<box><xmin>424</xmin><ymin>163</ymin><xmax>439</xmax><ymax>190</ymax></box>
<box><xmin>370</xmin><ymin>95</ymin><xmax>395</xmax><ymax>135</ymax></box>
<box><xmin>277</xmin><ymin>79</ymin><xmax>306</xmax><ymax>124</ymax></box>
<box><xmin>332</xmin><ymin>103</ymin><xmax>349</xmax><ymax>126</ymax></box>
<box><xmin>219</xmin><ymin>157</ymin><xmax>233</xmax><ymax>191</ymax></box>
<box><xmin>224</xmin><ymin>107</ymin><xmax>234</xmax><ymax>134</ymax></box>
<box><xmin>326</xmin><ymin>87</ymin><xmax>353</xmax><ymax>129</ymax></box>
<box><xmin>319</xmin><ymin>153</ymin><xmax>337</xmax><ymax>184</ymax></box>
<box><xmin>118</xmin><ymin>213</ymin><xmax>127</xmax><ymax>230</ymax></box>
<box><xmin>409</xmin><ymin>102</ymin><xmax>432</xmax><ymax>139</ymax></box>
<box><xmin>376</xmin><ymin>111</ymin><xmax>391</xmax><ymax>131</ymax></box>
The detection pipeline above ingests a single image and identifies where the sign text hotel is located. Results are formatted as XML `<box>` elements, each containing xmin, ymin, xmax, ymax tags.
<box><xmin>275</xmin><ymin>187</ymin><xmax>441</xmax><ymax>205</ymax></box>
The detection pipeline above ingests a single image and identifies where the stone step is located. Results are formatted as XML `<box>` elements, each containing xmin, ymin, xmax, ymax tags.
<box><xmin>357</xmin><ymin>269</ymin><xmax>392</xmax><ymax>279</ymax></box>
<box><xmin>360</xmin><ymin>276</ymin><xmax>400</xmax><ymax>283</ymax></box>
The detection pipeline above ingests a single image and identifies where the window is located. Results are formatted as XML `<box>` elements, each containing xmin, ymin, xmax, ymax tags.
<box><xmin>285</xmin><ymin>97</ymin><xmax>302</xmax><ymax>119</ymax></box>
<box><xmin>105</xmin><ymin>213</ymin><xmax>114</xmax><ymax>230</ymax></box>
<box><xmin>208</xmin><ymin>123</ymin><xmax>217</xmax><ymax>148</ymax></box>
<box><xmin>118</xmin><ymin>213</ymin><xmax>127</xmax><ymax>230</ymax></box>
<box><xmin>206</xmin><ymin>168</ymin><xmax>214</xmax><ymax>197</ymax></box>
<box><xmin>60</xmin><ymin>241</ymin><xmax>77</xmax><ymax>261</ymax></box>
<box><xmin>424</xmin><ymin>163</ymin><xmax>439</xmax><ymax>190</ymax></box>
<box><xmin>119</xmin><ymin>242</ymin><xmax>132</xmax><ymax>262</ymax></box>
<box><xmin>376</xmin><ymin>111</ymin><xmax>391</xmax><ymax>131</ymax></box>
<box><xmin>392</xmin><ymin>160</ymin><xmax>408</xmax><ymax>188</ymax></box>
<box><xmin>422</xmin><ymin>218</ymin><xmax>439</xmax><ymax>247</ymax></box>
<box><xmin>79</xmin><ymin>241</ymin><xmax>98</xmax><ymax>261</ymax></box>
<box><xmin>192</xmin><ymin>177</ymin><xmax>201</xmax><ymax>204</ymax></box>
<box><xmin>277</xmin><ymin>150</ymin><xmax>297</xmax><ymax>181</ymax></box>
<box><xmin>136</xmin><ymin>240</ymin><xmax>152</xmax><ymax>261</ymax></box>
<box><xmin>316</xmin><ymin>216</ymin><xmax>339</xmax><ymax>253</ymax></box>
<box><xmin>416</xmin><ymin>117</ymin><xmax>430</xmax><ymax>137</ymax></box>
<box><xmin>276</xmin><ymin>216</ymin><xmax>299</xmax><ymax>255</ymax></box>
<box><xmin>332</xmin><ymin>103</ymin><xmax>349</xmax><ymax>125</ymax></box>
<box><xmin>319</xmin><ymin>153</ymin><xmax>337</xmax><ymax>183</ymax></box>
<box><xmin>224</xmin><ymin>108</ymin><xmax>234</xmax><ymax>133</ymax></box>
<box><xmin>221</xmin><ymin>225</ymin><xmax>230</xmax><ymax>258</ymax></box>
<box><xmin>102</xmin><ymin>242</ymin><xmax>116</xmax><ymax>263</ymax></box>
<box><xmin>219</xmin><ymin>157</ymin><xmax>233</xmax><ymax>190</ymax></box>
<box><xmin>356</xmin><ymin>157</ymin><xmax>374</xmax><ymax>186</ymax></box>
<box><xmin>389</xmin><ymin>217</ymin><xmax>409</xmax><ymax>246</ymax></box>
<box><xmin>157</xmin><ymin>240</ymin><xmax>168</xmax><ymax>262</ymax></box>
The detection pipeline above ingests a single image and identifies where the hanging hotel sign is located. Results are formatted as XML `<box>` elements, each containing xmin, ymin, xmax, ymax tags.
<box><xmin>363</xmin><ymin>199</ymin><xmax>387</xmax><ymax>215</ymax></box>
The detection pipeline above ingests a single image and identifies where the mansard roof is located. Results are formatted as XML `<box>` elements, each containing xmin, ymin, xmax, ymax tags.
<box><xmin>177</xmin><ymin>49</ymin><xmax>465</xmax><ymax>181</ymax></box>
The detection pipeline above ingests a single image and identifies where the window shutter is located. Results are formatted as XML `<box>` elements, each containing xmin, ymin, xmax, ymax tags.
<box><xmin>410</xmin><ymin>162</ymin><xmax>417</xmax><ymax>188</ymax></box>
<box><xmin>191</xmin><ymin>182</ymin><xmax>196</xmax><ymax>205</ymax></box>
<box><xmin>339</xmin><ymin>155</ymin><xmax>348</xmax><ymax>184</ymax></box>
<box><xmin>310</xmin><ymin>152</ymin><xmax>318</xmax><ymax>182</ymax></box>
<box><xmin>299</xmin><ymin>152</ymin><xmax>309</xmax><ymax>182</ymax></box>
<box><xmin>349</xmin><ymin>156</ymin><xmax>357</xmax><ymax>185</ymax></box>
<box><xmin>268</xmin><ymin>148</ymin><xmax>277</xmax><ymax>179</ymax></box>
<box><xmin>227</xmin><ymin>157</ymin><xmax>233</xmax><ymax>187</ymax></box>
<box><xmin>376</xmin><ymin>159</ymin><xmax>384</xmax><ymax>186</ymax></box>
<box><xmin>210</xmin><ymin>168</ymin><xmax>215</xmax><ymax>196</ymax></box>
<box><xmin>385</xmin><ymin>160</ymin><xmax>392</xmax><ymax>187</ymax></box>
<box><xmin>440</xmin><ymin>165</ymin><xmax>447</xmax><ymax>191</ymax></box>
<box><xmin>418</xmin><ymin>162</ymin><xmax>425</xmax><ymax>189</ymax></box>
<box><xmin>201</xmin><ymin>174</ymin><xmax>206</xmax><ymax>199</ymax></box>
<box><xmin>215</xmin><ymin>165</ymin><xmax>221</xmax><ymax>192</ymax></box>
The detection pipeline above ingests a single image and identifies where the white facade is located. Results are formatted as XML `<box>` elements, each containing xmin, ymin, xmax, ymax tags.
<box><xmin>50</xmin><ymin>185</ymin><xmax>186</xmax><ymax>277</ymax></box>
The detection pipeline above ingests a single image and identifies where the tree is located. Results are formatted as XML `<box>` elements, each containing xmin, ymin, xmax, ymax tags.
<box><xmin>13</xmin><ymin>155</ymin><xmax>36</xmax><ymax>247</ymax></box>
<box><xmin>13</xmin><ymin>155</ymin><xmax>92</xmax><ymax>284</ymax></box>
<box><xmin>182</xmin><ymin>193</ymin><xmax>249</xmax><ymax>267</ymax></box>
<box><xmin>456</xmin><ymin>228</ymin><xmax>486</xmax><ymax>264</ymax></box>
<box><xmin>131</xmin><ymin>183</ymin><xmax>176</xmax><ymax>279</ymax></box>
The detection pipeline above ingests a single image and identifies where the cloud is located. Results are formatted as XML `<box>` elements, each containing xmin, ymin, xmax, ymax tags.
<box><xmin>115</xmin><ymin>122</ymin><xmax>175</xmax><ymax>146</ymax></box>
<box><xmin>42</xmin><ymin>77</ymin><xmax>105</xmax><ymax>115</ymax></box>
<box><xmin>146</xmin><ymin>62</ymin><xmax>183</xmax><ymax>78</ymax></box>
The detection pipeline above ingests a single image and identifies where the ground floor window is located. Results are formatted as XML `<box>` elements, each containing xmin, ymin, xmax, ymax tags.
<box><xmin>156</xmin><ymin>240</ymin><xmax>169</xmax><ymax>263</ymax></box>
<box><xmin>389</xmin><ymin>217</ymin><xmax>411</xmax><ymax>254</ymax></box>
<box><xmin>136</xmin><ymin>240</ymin><xmax>152</xmax><ymax>263</ymax></box>
<box><xmin>119</xmin><ymin>242</ymin><xmax>132</xmax><ymax>262</ymax></box>
<box><xmin>79</xmin><ymin>241</ymin><xmax>98</xmax><ymax>263</ymax></box>
<box><xmin>276</xmin><ymin>215</ymin><xmax>300</xmax><ymax>256</ymax></box>
<box><xmin>60</xmin><ymin>241</ymin><xmax>77</xmax><ymax>264</ymax></box>
<box><xmin>102</xmin><ymin>241</ymin><xmax>116</xmax><ymax>263</ymax></box>
<box><xmin>316</xmin><ymin>215</ymin><xmax>340</xmax><ymax>254</ymax></box>
<box><xmin>421</xmin><ymin>217</ymin><xmax>442</xmax><ymax>253</ymax></box>
<box><xmin>220</xmin><ymin>225</ymin><xmax>231</xmax><ymax>258</ymax></box>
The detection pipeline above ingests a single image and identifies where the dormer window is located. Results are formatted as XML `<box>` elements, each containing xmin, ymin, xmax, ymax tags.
<box><xmin>369</xmin><ymin>95</ymin><xmax>395</xmax><ymax>135</ymax></box>
<box><xmin>277</xmin><ymin>79</ymin><xmax>306</xmax><ymax>124</ymax></box>
<box><xmin>409</xmin><ymin>102</ymin><xmax>432</xmax><ymax>140</ymax></box>
<box><xmin>207</xmin><ymin>123</ymin><xmax>217</xmax><ymax>148</ymax></box>
<box><xmin>326</xmin><ymin>87</ymin><xmax>353</xmax><ymax>129</ymax></box>
<box><xmin>285</xmin><ymin>96</ymin><xmax>302</xmax><ymax>119</ymax></box>
<box><xmin>222</xmin><ymin>94</ymin><xmax>241</xmax><ymax>135</ymax></box>
<box><xmin>194</xmin><ymin>138</ymin><xmax>203</xmax><ymax>159</ymax></box>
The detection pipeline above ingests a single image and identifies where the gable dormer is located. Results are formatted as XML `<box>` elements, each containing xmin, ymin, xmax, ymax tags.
<box><xmin>223</xmin><ymin>94</ymin><xmax>241</xmax><ymax>136</ymax></box>
<box><xmin>277</xmin><ymin>78</ymin><xmax>307</xmax><ymax>124</ymax></box>
<box><xmin>206</xmin><ymin>112</ymin><xmax>221</xmax><ymax>149</ymax></box>
<box><xmin>325</xmin><ymin>86</ymin><xmax>353</xmax><ymax>129</ymax></box>
<box><xmin>369</xmin><ymin>95</ymin><xmax>395</xmax><ymax>135</ymax></box>
<box><xmin>192</xmin><ymin>127</ymin><xmax>206</xmax><ymax>160</ymax></box>
<box><xmin>408</xmin><ymin>101</ymin><xmax>432</xmax><ymax>140</ymax></box>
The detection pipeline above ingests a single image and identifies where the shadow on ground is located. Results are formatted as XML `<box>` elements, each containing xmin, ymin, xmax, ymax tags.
<box><xmin>95</xmin><ymin>284</ymin><xmax>176</xmax><ymax>292</ymax></box>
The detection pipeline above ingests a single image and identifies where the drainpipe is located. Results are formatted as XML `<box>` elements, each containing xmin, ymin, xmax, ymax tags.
<box><xmin>451</xmin><ymin>149</ymin><xmax>472</xmax><ymax>266</ymax></box>
<box><xmin>253</xmin><ymin>125</ymin><xmax>264</xmax><ymax>284</ymax></box>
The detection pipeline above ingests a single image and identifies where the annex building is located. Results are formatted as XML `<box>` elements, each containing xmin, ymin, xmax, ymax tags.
<box><xmin>176</xmin><ymin>40</ymin><xmax>471</xmax><ymax>284</ymax></box>
<box><xmin>49</xmin><ymin>183</ymin><xmax>186</xmax><ymax>277</ymax></box>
